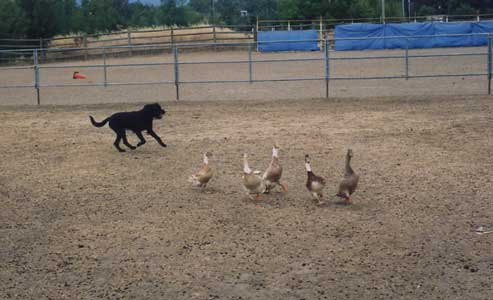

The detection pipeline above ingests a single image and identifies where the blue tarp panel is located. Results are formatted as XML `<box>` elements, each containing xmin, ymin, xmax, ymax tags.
<box><xmin>384</xmin><ymin>23</ymin><xmax>434</xmax><ymax>49</ymax></box>
<box><xmin>433</xmin><ymin>22</ymin><xmax>472</xmax><ymax>47</ymax></box>
<box><xmin>334</xmin><ymin>23</ymin><xmax>384</xmax><ymax>50</ymax></box>
<box><xmin>257</xmin><ymin>30</ymin><xmax>320</xmax><ymax>52</ymax></box>
<box><xmin>472</xmin><ymin>21</ymin><xmax>493</xmax><ymax>46</ymax></box>
<box><xmin>335</xmin><ymin>21</ymin><xmax>493</xmax><ymax>51</ymax></box>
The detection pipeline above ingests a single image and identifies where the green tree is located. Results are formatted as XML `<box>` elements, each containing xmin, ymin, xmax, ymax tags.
<box><xmin>80</xmin><ymin>0</ymin><xmax>122</xmax><ymax>33</ymax></box>
<box><xmin>128</xmin><ymin>3</ymin><xmax>160</xmax><ymax>27</ymax></box>
<box><xmin>0</xmin><ymin>0</ymin><xmax>28</xmax><ymax>39</ymax></box>
<box><xmin>19</xmin><ymin>0</ymin><xmax>65</xmax><ymax>38</ymax></box>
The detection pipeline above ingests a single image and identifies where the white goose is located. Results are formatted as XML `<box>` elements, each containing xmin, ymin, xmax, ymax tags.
<box><xmin>188</xmin><ymin>152</ymin><xmax>214</xmax><ymax>190</ymax></box>
<box><xmin>242</xmin><ymin>153</ymin><xmax>266</xmax><ymax>201</ymax></box>
<box><xmin>262</xmin><ymin>144</ymin><xmax>286</xmax><ymax>193</ymax></box>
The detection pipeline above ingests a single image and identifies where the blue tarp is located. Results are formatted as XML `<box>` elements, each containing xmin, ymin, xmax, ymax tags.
<box><xmin>384</xmin><ymin>23</ymin><xmax>434</xmax><ymax>49</ymax></box>
<box><xmin>258</xmin><ymin>30</ymin><xmax>320</xmax><ymax>52</ymax></box>
<box><xmin>471</xmin><ymin>21</ymin><xmax>493</xmax><ymax>46</ymax></box>
<box><xmin>434</xmin><ymin>22</ymin><xmax>472</xmax><ymax>47</ymax></box>
<box><xmin>334</xmin><ymin>23</ymin><xmax>384</xmax><ymax>50</ymax></box>
<box><xmin>335</xmin><ymin>21</ymin><xmax>493</xmax><ymax>51</ymax></box>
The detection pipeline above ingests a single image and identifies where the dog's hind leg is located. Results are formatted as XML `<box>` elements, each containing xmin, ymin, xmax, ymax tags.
<box><xmin>113</xmin><ymin>135</ymin><xmax>125</xmax><ymax>152</ymax></box>
<box><xmin>135</xmin><ymin>131</ymin><xmax>146</xmax><ymax>147</ymax></box>
<box><xmin>120</xmin><ymin>131</ymin><xmax>136</xmax><ymax>150</ymax></box>
<box><xmin>109</xmin><ymin>123</ymin><xmax>128</xmax><ymax>152</ymax></box>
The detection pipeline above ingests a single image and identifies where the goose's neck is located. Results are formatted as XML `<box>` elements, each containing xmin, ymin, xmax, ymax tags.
<box><xmin>305</xmin><ymin>162</ymin><xmax>312</xmax><ymax>173</ymax></box>
<box><xmin>345</xmin><ymin>155</ymin><xmax>354</xmax><ymax>175</ymax></box>
<box><xmin>272</xmin><ymin>147</ymin><xmax>279</xmax><ymax>158</ymax></box>
<box><xmin>243</xmin><ymin>156</ymin><xmax>252</xmax><ymax>174</ymax></box>
<box><xmin>203</xmin><ymin>154</ymin><xmax>209</xmax><ymax>165</ymax></box>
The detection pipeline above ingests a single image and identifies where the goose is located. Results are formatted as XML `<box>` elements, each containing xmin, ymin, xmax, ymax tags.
<box><xmin>262</xmin><ymin>144</ymin><xmax>286</xmax><ymax>193</ymax></box>
<box><xmin>242</xmin><ymin>153</ymin><xmax>266</xmax><ymax>201</ymax></box>
<box><xmin>336</xmin><ymin>149</ymin><xmax>359</xmax><ymax>204</ymax></box>
<box><xmin>188</xmin><ymin>152</ymin><xmax>214</xmax><ymax>190</ymax></box>
<box><xmin>305</xmin><ymin>154</ymin><xmax>326</xmax><ymax>205</ymax></box>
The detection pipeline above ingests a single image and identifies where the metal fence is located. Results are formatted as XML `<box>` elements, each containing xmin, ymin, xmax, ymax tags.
<box><xmin>0</xmin><ymin>33</ymin><xmax>491</xmax><ymax>105</ymax></box>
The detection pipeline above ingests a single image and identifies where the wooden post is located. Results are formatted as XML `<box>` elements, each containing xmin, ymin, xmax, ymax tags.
<box><xmin>127</xmin><ymin>29</ymin><xmax>132</xmax><ymax>56</ymax></box>
<box><xmin>83</xmin><ymin>34</ymin><xmax>88</xmax><ymax>60</ymax></box>
<box><xmin>170</xmin><ymin>27</ymin><xmax>174</xmax><ymax>47</ymax></box>
<box><xmin>213</xmin><ymin>25</ymin><xmax>217</xmax><ymax>51</ymax></box>
<box><xmin>103</xmin><ymin>48</ymin><xmax>107</xmax><ymax>87</ymax></box>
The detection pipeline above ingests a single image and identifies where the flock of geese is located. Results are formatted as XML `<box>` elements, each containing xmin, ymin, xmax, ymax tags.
<box><xmin>188</xmin><ymin>145</ymin><xmax>359</xmax><ymax>205</ymax></box>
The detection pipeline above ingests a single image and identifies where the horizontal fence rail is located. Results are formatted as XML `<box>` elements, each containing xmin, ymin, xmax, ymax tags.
<box><xmin>0</xmin><ymin>33</ymin><xmax>492</xmax><ymax>104</ymax></box>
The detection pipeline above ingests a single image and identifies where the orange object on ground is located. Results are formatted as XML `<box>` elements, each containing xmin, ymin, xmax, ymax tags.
<box><xmin>73</xmin><ymin>71</ymin><xmax>86</xmax><ymax>79</ymax></box>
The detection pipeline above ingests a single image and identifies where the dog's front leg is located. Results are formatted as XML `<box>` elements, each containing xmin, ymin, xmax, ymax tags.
<box><xmin>135</xmin><ymin>131</ymin><xmax>146</xmax><ymax>147</ymax></box>
<box><xmin>147</xmin><ymin>129</ymin><xmax>167</xmax><ymax>148</ymax></box>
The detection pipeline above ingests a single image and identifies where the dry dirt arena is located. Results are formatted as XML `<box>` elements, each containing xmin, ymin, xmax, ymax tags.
<box><xmin>1</xmin><ymin>95</ymin><xmax>493</xmax><ymax>299</ymax></box>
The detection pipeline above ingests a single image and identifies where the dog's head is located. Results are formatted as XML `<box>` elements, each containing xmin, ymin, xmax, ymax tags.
<box><xmin>143</xmin><ymin>103</ymin><xmax>166</xmax><ymax>119</ymax></box>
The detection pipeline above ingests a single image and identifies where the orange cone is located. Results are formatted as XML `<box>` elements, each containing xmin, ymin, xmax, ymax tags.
<box><xmin>73</xmin><ymin>71</ymin><xmax>86</xmax><ymax>79</ymax></box>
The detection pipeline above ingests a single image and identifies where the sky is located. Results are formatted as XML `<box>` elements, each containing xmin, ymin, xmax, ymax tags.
<box><xmin>129</xmin><ymin>0</ymin><xmax>161</xmax><ymax>4</ymax></box>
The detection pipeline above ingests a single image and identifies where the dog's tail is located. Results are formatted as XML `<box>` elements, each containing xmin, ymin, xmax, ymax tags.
<box><xmin>89</xmin><ymin>116</ymin><xmax>110</xmax><ymax>128</ymax></box>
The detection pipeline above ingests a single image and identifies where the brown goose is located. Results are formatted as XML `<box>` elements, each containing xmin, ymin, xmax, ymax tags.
<box><xmin>336</xmin><ymin>149</ymin><xmax>359</xmax><ymax>204</ymax></box>
<box><xmin>188</xmin><ymin>152</ymin><xmax>214</xmax><ymax>190</ymax></box>
<box><xmin>262</xmin><ymin>144</ymin><xmax>286</xmax><ymax>193</ymax></box>
<box><xmin>242</xmin><ymin>153</ymin><xmax>266</xmax><ymax>201</ymax></box>
<box><xmin>305</xmin><ymin>154</ymin><xmax>326</xmax><ymax>205</ymax></box>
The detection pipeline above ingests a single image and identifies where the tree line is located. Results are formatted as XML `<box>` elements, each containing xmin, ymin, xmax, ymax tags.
<box><xmin>1</xmin><ymin>0</ymin><xmax>492</xmax><ymax>40</ymax></box>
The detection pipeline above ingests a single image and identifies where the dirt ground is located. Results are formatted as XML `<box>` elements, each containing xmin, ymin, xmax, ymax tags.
<box><xmin>0</xmin><ymin>47</ymin><xmax>490</xmax><ymax>105</ymax></box>
<box><xmin>1</xmin><ymin>95</ymin><xmax>492</xmax><ymax>299</ymax></box>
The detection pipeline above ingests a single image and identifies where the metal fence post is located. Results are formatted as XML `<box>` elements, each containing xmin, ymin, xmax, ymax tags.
<box><xmin>324</xmin><ymin>38</ymin><xmax>329</xmax><ymax>99</ymax></box>
<box><xmin>488</xmin><ymin>34</ymin><xmax>492</xmax><ymax>95</ymax></box>
<box><xmin>33</xmin><ymin>49</ymin><xmax>40</xmax><ymax>105</ymax></box>
<box><xmin>405</xmin><ymin>38</ymin><xmax>409</xmax><ymax>80</ymax></box>
<box><xmin>173</xmin><ymin>46</ymin><xmax>180</xmax><ymax>101</ymax></box>
<box><xmin>248</xmin><ymin>43</ymin><xmax>253</xmax><ymax>83</ymax></box>
<box><xmin>103</xmin><ymin>48</ymin><xmax>108</xmax><ymax>87</ymax></box>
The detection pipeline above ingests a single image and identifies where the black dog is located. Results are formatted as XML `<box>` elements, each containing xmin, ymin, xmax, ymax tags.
<box><xmin>90</xmin><ymin>103</ymin><xmax>167</xmax><ymax>152</ymax></box>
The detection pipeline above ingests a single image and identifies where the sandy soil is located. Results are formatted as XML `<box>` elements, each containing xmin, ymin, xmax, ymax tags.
<box><xmin>0</xmin><ymin>47</ymin><xmax>490</xmax><ymax>105</ymax></box>
<box><xmin>1</xmin><ymin>95</ymin><xmax>493</xmax><ymax>299</ymax></box>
